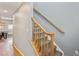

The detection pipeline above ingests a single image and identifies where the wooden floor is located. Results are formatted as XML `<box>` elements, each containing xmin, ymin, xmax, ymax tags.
<box><xmin>0</xmin><ymin>38</ymin><xmax>23</xmax><ymax>56</ymax></box>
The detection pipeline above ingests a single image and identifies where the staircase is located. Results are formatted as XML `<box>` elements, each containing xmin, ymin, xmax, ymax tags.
<box><xmin>31</xmin><ymin>17</ymin><xmax>63</xmax><ymax>56</ymax></box>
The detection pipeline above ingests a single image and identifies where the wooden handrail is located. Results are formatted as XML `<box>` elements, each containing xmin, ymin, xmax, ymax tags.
<box><xmin>32</xmin><ymin>17</ymin><xmax>54</xmax><ymax>35</ymax></box>
<box><xmin>33</xmin><ymin>8</ymin><xmax>64</xmax><ymax>33</ymax></box>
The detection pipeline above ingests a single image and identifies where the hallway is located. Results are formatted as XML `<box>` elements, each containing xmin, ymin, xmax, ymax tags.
<box><xmin>0</xmin><ymin>38</ymin><xmax>13</xmax><ymax>56</ymax></box>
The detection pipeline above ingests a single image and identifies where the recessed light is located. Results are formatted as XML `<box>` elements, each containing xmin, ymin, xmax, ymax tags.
<box><xmin>3</xmin><ymin>10</ymin><xmax>8</xmax><ymax>13</ymax></box>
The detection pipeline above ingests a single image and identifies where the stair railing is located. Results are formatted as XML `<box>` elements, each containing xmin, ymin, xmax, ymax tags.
<box><xmin>32</xmin><ymin>17</ymin><xmax>54</xmax><ymax>56</ymax></box>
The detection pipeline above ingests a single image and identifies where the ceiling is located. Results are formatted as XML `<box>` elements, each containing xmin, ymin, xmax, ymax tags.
<box><xmin>0</xmin><ymin>2</ymin><xmax>22</xmax><ymax>17</ymax></box>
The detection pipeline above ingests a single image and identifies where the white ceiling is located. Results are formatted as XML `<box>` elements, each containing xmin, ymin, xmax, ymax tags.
<box><xmin>0</xmin><ymin>2</ymin><xmax>22</xmax><ymax>17</ymax></box>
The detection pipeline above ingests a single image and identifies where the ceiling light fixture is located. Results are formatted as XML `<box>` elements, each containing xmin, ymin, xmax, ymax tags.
<box><xmin>3</xmin><ymin>10</ymin><xmax>8</xmax><ymax>13</ymax></box>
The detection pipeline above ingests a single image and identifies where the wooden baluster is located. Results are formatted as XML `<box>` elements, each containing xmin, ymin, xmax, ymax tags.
<box><xmin>37</xmin><ymin>27</ymin><xmax>39</xmax><ymax>52</ymax></box>
<box><xmin>32</xmin><ymin>22</ymin><xmax>35</xmax><ymax>42</ymax></box>
<box><xmin>50</xmin><ymin>32</ymin><xmax>54</xmax><ymax>56</ymax></box>
<box><xmin>33</xmin><ymin>22</ymin><xmax>35</xmax><ymax>43</ymax></box>
<box><xmin>43</xmin><ymin>34</ymin><xmax>45</xmax><ymax>56</ymax></box>
<box><xmin>40</xmin><ymin>30</ymin><xmax>43</xmax><ymax>56</ymax></box>
<box><xmin>35</xmin><ymin>27</ymin><xmax>37</xmax><ymax>48</ymax></box>
<box><xmin>41</xmin><ymin>31</ymin><xmax>45</xmax><ymax>56</ymax></box>
<box><xmin>35</xmin><ymin>25</ymin><xmax>38</xmax><ymax>48</ymax></box>
<box><xmin>32</xmin><ymin>21</ymin><xmax>33</xmax><ymax>41</ymax></box>
<box><xmin>37</xmin><ymin>27</ymin><xmax>40</xmax><ymax>53</ymax></box>
<box><xmin>34</xmin><ymin>24</ymin><xmax>37</xmax><ymax>45</ymax></box>
<box><xmin>36</xmin><ymin>27</ymin><xmax>39</xmax><ymax>52</ymax></box>
<box><xmin>35</xmin><ymin>23</ymin><xmax>38</xmax><ymax>47</ymax></box>
<box><xmin>38</xmin><ymin>28</ymin><xmax>41</xmax><ymax>55</ymax></box>
<box><xmin>42</xmin><ymin>33</ymin><xmax>45</xmax><ymax>56</ymax></box>
<box><xmin>33</xmin><ymin>26</ymin><xmax>35</xmax><ymax>45</ymax></box>
<box><xmin>33</xmin><ymin>28</ymin><xmax>35</xmax><ymax>43</ymax></box>
<box><xmin>44</xmin><ymin>34</ymin><xmax>48</xmax><ymax>56</ymax></box>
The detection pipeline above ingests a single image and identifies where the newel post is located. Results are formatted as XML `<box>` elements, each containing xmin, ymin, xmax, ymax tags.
<box><xmin>50</xmin><ymin>32</ymin><xmax>54</xmax><ymax>56</ymax></box>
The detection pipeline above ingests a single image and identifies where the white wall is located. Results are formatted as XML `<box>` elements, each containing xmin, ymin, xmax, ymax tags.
<box><xmin>13</xmin><ymin>3</ymin><xmax>35</xmax><ymax>56</ymax></box>
<box><xmin>34</xmin><ymin>2</ymin><xmax>79</xmax><ymax>56</ymax></box>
